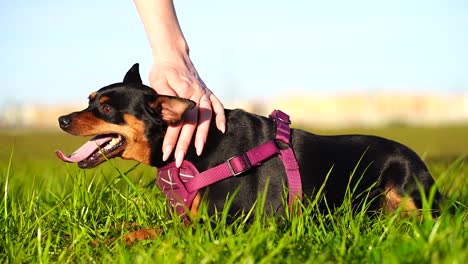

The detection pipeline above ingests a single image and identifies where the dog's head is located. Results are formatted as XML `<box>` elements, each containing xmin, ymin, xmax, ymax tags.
<box><xmin>56</xmin><ymin>64</ymin><xmax>195</xmax><ymax>168</ymax></box>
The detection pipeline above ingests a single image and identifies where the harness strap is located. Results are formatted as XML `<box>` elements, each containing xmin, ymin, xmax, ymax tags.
<box><xmin>185</xmin><ymin>110</ymin><xmax>303</xmax><ymax>207</ymax></box>
<box><xmin>270</xmin><ymin>110</ymin><xmax>303</xmax><ymax>206</ymax></box>
<box><xmin>184</xmin><ymin>140</ymin><xmax>280</xmax><ymax>193</ymax></box>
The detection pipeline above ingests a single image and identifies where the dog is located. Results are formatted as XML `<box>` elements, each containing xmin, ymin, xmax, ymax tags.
<box><xmin>56</xmin><ymin>64</ymin><xmax>441</xmax><ymax>242</ymax></box>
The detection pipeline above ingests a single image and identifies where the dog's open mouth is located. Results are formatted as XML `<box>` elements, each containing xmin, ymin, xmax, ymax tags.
<box><xmin>55</xmin><ymin>134</ymin><xmax>126</xmax><ymax>168</ymax></box>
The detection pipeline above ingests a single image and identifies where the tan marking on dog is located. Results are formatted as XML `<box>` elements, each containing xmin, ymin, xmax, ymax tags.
<box><xmin>65</xmin><ymin>112</ymin><xmax>152</xmax><ymax>165</ymax></box>
<box><xmin>120</xmin><ymin>114</ymin><xmax>151</xmax><ymax>164</ymax></box>
<box><xmin>66</xmin><ymin>112</ymin><xmax>109</xmax><ymax>136</ymax></box>
<box><xmin>99</xmin><ymin>96</ymin><xmax>110</xmax><ymax>104</ymax></box>
<box><xmin>190</xmin><ymin>193</ymin><xmax>202</xmax><ymax>217</ymax></box>
<box><xmin>88</xmin><ymin>92</ymin><xmax>97</xmax><ymax>100</ymax></box>
<box><xmin>384</xmin><ymin>186</ymin><xmax>420</xmax><ymax>217</ymax></box>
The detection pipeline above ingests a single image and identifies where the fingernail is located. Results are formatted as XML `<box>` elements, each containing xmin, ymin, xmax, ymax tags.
<box><xmin>175</xmin><ymin>149</ymin><xmax>185</xmax><ymax>168</ymax></box>
<box><xmin>195</xmin><ymin>140</ymin><xmax>205</xmax><ymax>156</ymax></box>
<box><xmin>219</xmin><ymin>122</ymin><xmax>226</xmax><ymax>133</ymax></box>
<box><xmin>162</xmin><ymin>145</ymin><xmax>173</xmax><ymax>161</ymax></box>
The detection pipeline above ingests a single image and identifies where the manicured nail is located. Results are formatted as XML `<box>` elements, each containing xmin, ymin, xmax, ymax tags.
<box><xmin>219</xmin><ymin>122</ymin><xmax>226</xmax><ymax>133</ymax></box>
<box><xmin>195</xmin><ymin>140</ymin><xmax>205</xmax><ymax>156</ymax></box>
<box><xmin>162</xmin><ymin>145</ymin><xmax>173</xmax><ymax>161</ymax></box>
<box><xmin>175</xmin><ymin>149</ymin><xmax>185</xmax><ymax>168</ymax></box>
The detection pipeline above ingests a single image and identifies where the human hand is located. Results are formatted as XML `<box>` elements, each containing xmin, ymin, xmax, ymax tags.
<box><xmin>149</xmin><ymin>56</ymin><xmax>226</xmax><ymax>167</ymax></box>
<box><xmin>133</xmin><ymin>0</ymin><xmax>225</xmax><ymax>167</ymax></box>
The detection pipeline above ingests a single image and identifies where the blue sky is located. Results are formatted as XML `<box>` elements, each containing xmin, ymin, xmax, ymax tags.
<box><xmin>0</xmin><ymin>0</ymin><xmax>467</xmax><ymax>107</ymax></box>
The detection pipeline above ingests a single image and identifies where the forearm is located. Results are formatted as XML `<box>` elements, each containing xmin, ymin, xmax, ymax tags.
<box><xmin>133</xmin><ymin>0</ymin><xmax>189</xmax><ymax>60</ymax></box>
<box><xmin>134</xmin><ymin>0</ymin><xmax>226</xmax><ymax>163</ymax></box>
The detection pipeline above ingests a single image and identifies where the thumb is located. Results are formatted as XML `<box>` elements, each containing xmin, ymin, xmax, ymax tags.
<box><xmin>150</xmin><ymin>78</ymin><xmax>177</xmax><ymax>97</ymax></box>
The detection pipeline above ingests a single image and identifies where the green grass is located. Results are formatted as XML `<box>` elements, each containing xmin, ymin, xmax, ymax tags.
<box><xmin>0</xmin><ymin>127</ymin><xmax>467</xmax><ymax>263</ymax></box>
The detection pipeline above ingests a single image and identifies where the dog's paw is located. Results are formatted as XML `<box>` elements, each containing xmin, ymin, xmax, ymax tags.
<box><xmin>123</xmin><ymin>228</ymin><xmax>160</xmax><ymax>246</ymax></box>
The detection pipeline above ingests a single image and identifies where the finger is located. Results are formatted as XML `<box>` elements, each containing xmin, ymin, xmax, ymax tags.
<box><xmin>151</xmin><ymin>80</ymin><xmax>180</xmax><ymax>161</ymax></box>
<box><xmin>194</xmin><ymin>98</ymin><xmax>213</xmax><ymax>156</ymax></box>
<box><xmin>162</xmin><ymin>125</ymin><xmax>182</xmax><ymax>161</ymax></box>
<box><xmin>210</xmin><ymin>94</ymin><xmax>226</xmax><ymax>133</ymax></box>
<box><xmin>174</xmin><ymin>107</ymin><xmax>198</xmax><ymax>167</ymax></box>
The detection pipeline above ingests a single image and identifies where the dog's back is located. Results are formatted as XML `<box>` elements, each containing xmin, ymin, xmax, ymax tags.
<box><xmin>182</xmin><ymin>109</ymin><xmax>440</xmax><ymax>217</ymax></box>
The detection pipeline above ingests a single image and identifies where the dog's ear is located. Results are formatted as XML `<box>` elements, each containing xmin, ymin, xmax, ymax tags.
<box><xmin>123</xmin><ymin>63</ymin><xmax>142</xmax><ymax>84</ymax></box>
<box><xmin>149</xmin><ymin>95</ymin><xmax>196</xmax><ymax>125</ymax></box>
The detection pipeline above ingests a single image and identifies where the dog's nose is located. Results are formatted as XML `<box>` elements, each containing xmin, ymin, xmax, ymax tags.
<box><xmin>58</xmin><ymin>115</ymin><xmax>72</xmax><ymax>129</ymax></box>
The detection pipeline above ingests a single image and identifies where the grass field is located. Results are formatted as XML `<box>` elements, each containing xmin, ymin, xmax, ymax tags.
<box><xmin>0</xmin><ymin>126</ymin><xmax>467</xmax><ymax>263</ymax></box>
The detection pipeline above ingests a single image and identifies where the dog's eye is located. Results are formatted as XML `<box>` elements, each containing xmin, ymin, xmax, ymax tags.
<box><xmin>101</xmin><ymin>104</ymin><xmax>113</xmax><ymax>114</ymax></box>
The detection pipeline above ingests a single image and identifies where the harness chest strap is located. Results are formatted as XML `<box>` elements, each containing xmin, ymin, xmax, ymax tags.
<box><xmin>157</xmin><ymin>110</ymin><xmax>303</xmax><ymax>217</ymax></box>
<box><xmin>184</xmin><ymin>140</ymin><xmax>280</xmax><ymax>192</ymax></box>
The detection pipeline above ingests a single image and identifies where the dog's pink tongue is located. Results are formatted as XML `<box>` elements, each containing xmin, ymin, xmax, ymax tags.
<box><xmin>55</xmin><ymin>136</ymin><xmax>113</xmax><ymax>163</ymax></box>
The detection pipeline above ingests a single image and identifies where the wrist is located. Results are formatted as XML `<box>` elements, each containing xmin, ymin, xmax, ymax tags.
<box><xmin>151</xmin><ymin>35</ymin><xmax>190</xmax><ymax>60</ymax></box>
<box><xmin>134</xmin><ymin>0</ymin><xmax>190</xmax><ymax>60</ymax></box>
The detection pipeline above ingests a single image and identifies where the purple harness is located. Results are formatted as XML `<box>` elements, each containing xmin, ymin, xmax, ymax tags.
<box><xmin>157</xmin><ymin>110</ymin><xmax>303</xmax><ymax>217</ymax></box>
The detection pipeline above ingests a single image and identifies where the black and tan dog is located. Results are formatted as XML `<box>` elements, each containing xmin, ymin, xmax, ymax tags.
<box><xmin>57</xmin><ymin>64</ymin><xmax>441</xmax><ymax>226</ymax></box>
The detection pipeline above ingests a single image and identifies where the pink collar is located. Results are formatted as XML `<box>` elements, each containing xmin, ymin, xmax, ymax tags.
<box><xmin>157</xmin><ymin>110</ymin><xmax>303</xmax><ymax>218</ymax></box>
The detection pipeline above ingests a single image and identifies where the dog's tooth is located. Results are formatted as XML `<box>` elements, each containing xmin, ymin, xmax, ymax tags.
<box><xmin>110</xmin><ymin>137</ymin><xmax>118</xmax><ymax>145</ymax></box>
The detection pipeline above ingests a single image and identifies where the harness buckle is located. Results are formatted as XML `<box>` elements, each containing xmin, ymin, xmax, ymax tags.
<box><xmin>276</xmin><ymin>115</ymin><xmax>291</xmax><ymax>125</ymax></box>
<box><xmin>271</xmin><ymin>110</ymin><xmax>291</xmax><ymax>125</ymax></box>
<box><xmin>227</xmin><ymin>154</ymin><xmax>252</xmax><ymax>176</ymax></box>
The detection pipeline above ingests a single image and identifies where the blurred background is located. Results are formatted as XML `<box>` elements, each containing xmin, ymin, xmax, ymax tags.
<box><xmin>0</xmin><ymin>0</ymin><xmax>467</xmax><ymax>161</ymax></box>
<box><xmin>0</xmin><ymin>0</ymin><xmax>467</xmax><ymax>206</ymax></box>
